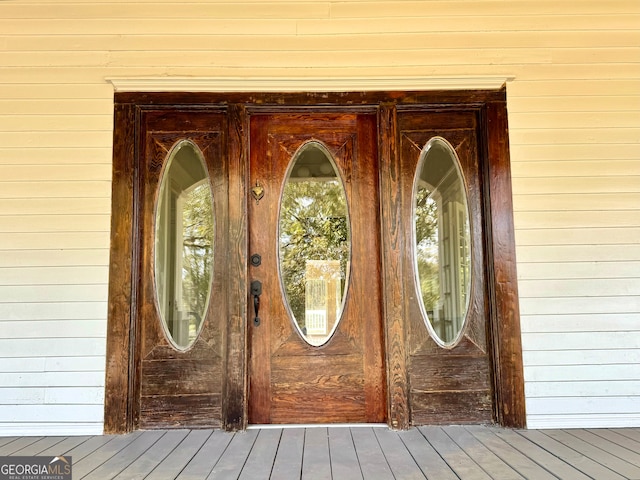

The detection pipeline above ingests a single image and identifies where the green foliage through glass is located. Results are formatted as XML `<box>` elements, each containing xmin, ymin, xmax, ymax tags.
<box><xmin>413</xmin><ymin>137</ymin><xmax>471</xmax><ymax>346</ymax></box>
<box><xmin>279</xmin><ymin>143</ymin><xmax>350</xmax><ymax>346</ymax></box>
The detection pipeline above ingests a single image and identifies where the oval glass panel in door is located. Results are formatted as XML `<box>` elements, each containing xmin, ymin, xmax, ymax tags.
<box><xmin>279</xmin><ymin>142</ymin><xmax>351</xmax><ymax>347</ymax></box>
<box><xmin>413</xmin><ymin>137</ymin><xmax>471</xmax><ymax>346</ymax></box>
<box><xmin>154</xmin><ymin>140</ymin><xmax>214</xmax><ymax>350</ymax></box>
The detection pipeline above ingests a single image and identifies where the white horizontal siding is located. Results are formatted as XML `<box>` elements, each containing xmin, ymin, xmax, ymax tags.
<box><xmin>0</xmin><ymin>352</ymin><xmax>106</xmax><ymax>434</ymax></box>
<box><xmin>518</xmin><ymin>263</ymin><xmax>640</xmax><ymax>280</ymax></box>
<box><xmin>0</xmin><ymin>303</ymin><xmax>107</xmax><ymax>322</ymax></box>
<box><xmin>0</xmin><ymin>199</ymin><xmax>111</xmax><ymax>215</ymax></box>
<box><xmin>0</xmin><ymin>372</ymin><xmax>103</xmax><ymax>389</ymax></box>
<box><xmin>0</xmin><ymin>357</ymin><xmax>106</xmax><ymax>373</ymax></box>
<box><xmin>0</xmin><ymin>387</ymin><xmax>104</xmax><ymax>405</ymax></box>
<box><xmin>0</xmin><ymin>405</ymin><xmax>103</xmax><ymax>422</ymax></box>
<box><xmin>520</xmin><ymin>297</ymin><xmax>640</xmax><ymax>315</ymax></box>
<box><xmin>0</xmin><ymin>233</ymin><xmax>109</xmax><ymax>250</ymax></box>
<box><xmin>521</xmin><ymin>314</ymin><xmax>640</xmax><ymax>332</ymax></box>
<box><xmin>516</xmin><ymin>228</ymin><xmax>640</xmax><ymax>246</ymax></box>
<box><xmin>526</xmin><ymin>365</ymin><xmax>640</xmax><ymax>382</ymax></box>
<box><xmin>0</xmin><ymin>0</ymin><xmax>638</xmax><ymax>433</ymax></box>
<box><xmin>0</xmin><ymin>183</ymin><xmax>111</xmax><ymax>198</ymax></box>
<box><xmin>513</xmin><ymin>58</ymin><xmax>640</xmax><ymax>429</ymax></box>
<box><xmin>0</xmin><ymin>249</ymin><xmax>109</xmax><ymax>267</ymax></box>
<box><xmin>0</xmin><ymin>320</ymin><xmax>106</xmax><ymax>339</ymax></box>
<box><xmin>524</xmin><ymin>349</ymin><xmax>640</xmax><ymax>366</ymax></box>
<box><xmin>0</xmin><ymin>56</ymin><xmax>110</xmax><ymax>431</ymax></box>
<box><xmin>0</xmin><ymin>266</ymin><xmax>108</xmax><ymax>284</ymax></box>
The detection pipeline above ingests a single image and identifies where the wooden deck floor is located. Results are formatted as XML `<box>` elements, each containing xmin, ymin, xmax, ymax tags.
<box><xmin>1</xmin><ymin>426</ymin><xmax>639</xmax><ymax>479</ymax></box>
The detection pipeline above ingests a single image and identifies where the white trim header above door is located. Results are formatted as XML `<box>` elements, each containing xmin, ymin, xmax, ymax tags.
<box><xmin>106</xmin><ymin>75</ymin><xmax>515</xmax><ymax>92</ymax></box>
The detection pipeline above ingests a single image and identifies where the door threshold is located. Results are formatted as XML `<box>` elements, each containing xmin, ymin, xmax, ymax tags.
<box><xmin>248</xmin><ymin>423</ymin><xmax>389</xmax><ymax>430</ymax></box>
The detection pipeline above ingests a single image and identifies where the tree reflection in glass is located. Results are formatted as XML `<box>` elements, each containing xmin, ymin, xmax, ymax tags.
<box><xmin>155</xmin><ymin>141</ymin><xmax>214</xmax><ymax>349</ymax></box>
<box><xmin>279</xmin><ymin>142</ymin><xmax>350</xmax><ymax>346</ymax></box>
<box><xmin>414</xmin><ymin>138</ymin><xmax>471</xmax><ymax>346</ymax></box>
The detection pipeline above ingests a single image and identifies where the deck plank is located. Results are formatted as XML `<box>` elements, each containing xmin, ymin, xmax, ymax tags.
<box><xmin>588</xmin><ymin>428</ymin><xmax>640</xmax><ymax>455</ymax></box>
<box><xmin>176</xmin><ymin>429</ymin><xmax>233</xmax><ymax>480</ymax></box>
<box><xmin>351</xmin><ymin>427</ymin><xmax>394</xmax><ymax>480</ymax></box>
<box><xmin>0</xmin><ymin>436</ymin><xmax>44</xmax><ymax>455</ymax></box>
<box><xmin>8</xmin><ymin>436</ymin><xmax>66</xmax><ymax>456</ymax></box>
<box><xmin>493</xmin><ymin>428</ymin><xmax>592</xmax><ymax>480</ymax></box>
<box><xmin>611</xmin><ymin>428</ymin><xmax>640</xmax><ymax>443</ymax></box>
<box><xmin>398</xmin><ymin>428</ymin><xmax>458</xmax><ymax>480</ymax></box>
<box><xmin>80</xmin><ymin>430</ymin><xmax>165</xmax><ymax>480</ymax></box>
<box><xmin>374</xmin><ymin>428</ymin><xmax>424</xmax><ymax>479</ymax></box>
<box><xmin>544</xmin><ymin>429</ymin><xmax>640</xmax><ymax>479</ymax></box>
<box><xmin>146</xmin><ymin>429</ymin><xmax>213</xmax><ymax>480</ymax></box>
<box><xmin>271</xmin><ymin>427</ymin><xmax>304</xmax><ymax>479</ymax></box>
<box><xmin>71</xmin><ymin>431</ymin><xmax>144</xmax><ymax>479</ymax></box>
<box><xmin>206</xmin><ymin>430</ymin><xmax>259</xmax><ymax>480</ymax></box>
<box><xmin>36</xmin><ymin>435</ymin><xmax>92</xmax><ymax>457</ymax></box>
<box><xmin>114</xmin><ymin>430</ymin><xmax>190</xmax><ymax>479</ymax></box>
<box><xmin>327</xmin><ymin>427</ymin><xmax>362</xmax><ymax>480</ymax></box>
<box><xmin>0</xmin><ymin>437</ymin><xmax>18</xmax><ymax>448</ymax></box>
<box><xmin>444</xmin><ymin>426</ymin><xmax>524</xmax><ymax>480</ymax></box>
<box><xmin>570</xmin><ymin>429</ymin><xmax>640</xmax><ymax>467</ymax></box>
<box><xmin>465</xmin><ymin>426</ymin><xmax>557</xmax><ymax>480</ymax></box>
<box><xmin>61</xmin><ymin>434</ymin><xmax>117</xmax><ymax>463</ymax></box>
<box><xmin>301</xmin><ymin>427</ymin><xmax>331</xmax><ymax>480</ymax></box>
<box><xmin>418</xmin><ymin>426</ymin><xmax>492</xmax><ymax>480</ymax></box>
<box><xmin>517</xmin><ymin>429</ymin><xmax>627</xmax><ymax>480</ymax></box>
<box><xmin>239</xmin><ymin>428</ymin><xmax>282</xmax><ymax>480</ymax></box>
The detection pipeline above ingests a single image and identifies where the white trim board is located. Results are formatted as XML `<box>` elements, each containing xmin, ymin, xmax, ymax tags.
<box><xmin>0</xmin><ymin>423</ymin><xmax>104</xmax><ymax>437</ymax></box>
<box><xmin>527</xmin><ymin>414</ymin><xmax>640</xmax><ymax>429</ymax></box>
<box><xmin>106</xmin><ymin>76</ymin><xmax>515</xmax><ymax>93</ymax></box>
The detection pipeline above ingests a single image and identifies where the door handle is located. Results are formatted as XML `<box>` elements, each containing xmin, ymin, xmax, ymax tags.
<box><xmin>250</xmin><ymin>280</ymin><xmax>262</xmax><ymax>326</ymax></box>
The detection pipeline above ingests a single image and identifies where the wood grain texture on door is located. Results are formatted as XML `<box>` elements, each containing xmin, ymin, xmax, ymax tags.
<box><xmin>248</xmin><ymin>112</ymin><xmax>387</xmax><ymax>424</ymax></box>
<box><xmin>105</xmin><ymin>90</ymin><xmax>525</xmax><ymax>432</ymax></box>
<box><xmin>398</xmin><ymin>109</ymin><xmax>493</xmax><ymax>424</ymax></box>
<box><xmin>134</xmin><ymin>110</ymin><xmax>228</xmax><ymax>429</ymax></box>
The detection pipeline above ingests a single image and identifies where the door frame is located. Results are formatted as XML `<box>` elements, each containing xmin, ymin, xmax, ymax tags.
<box><xmin>104</xmin><ymin>88</ymin><xmax>525</xmax><ymax>432</ymax></box>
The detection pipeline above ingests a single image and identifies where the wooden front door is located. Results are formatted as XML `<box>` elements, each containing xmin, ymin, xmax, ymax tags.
<box><xmin>247</xmin><ymin>112</ymin><xmax>387</xmax><ymax>424</ymax></box>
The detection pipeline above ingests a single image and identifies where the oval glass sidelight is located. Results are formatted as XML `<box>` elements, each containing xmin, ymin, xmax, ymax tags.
<box><xmin>413</xmin><ymin>137</ymin><xmax>471</xmax><ymax>346</ymax></box>
<box><xmin>154</xmin><ymin>140</ymin><xmax>214</xmax><ymax>350</ymax></box>
<box><xmin>278</xmin><ymin>142</ymin><xmax>351</xmax><ymax>347</ymax></box>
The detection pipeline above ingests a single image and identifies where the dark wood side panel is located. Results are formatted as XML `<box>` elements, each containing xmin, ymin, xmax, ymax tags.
<box><xmin>134</xmin><ymin>110</ymin><xmax>227</xmax><ymax>429</ymax></box>
<box><xmin>485</xmin><ymin>100</ymin><xmax>527</xmax><ymax>428</ymax></box>
<box><xmin>104</xmin><ymin>103</ymin><xmax>136</xmax><ymax>433</ymax></box>
<box><xmin>409</xmin><ymin>354</ymin><xmax>491</xmax><ymax>392</ymax></box>
<box><xmin>411</xmin><ymin>391</ymin><xmax>493</xmax><ymax>424</ymax></box>
<box><xmin>223</xmin><ymin>104</ymin><xmax>249</xmax><ymax>430</ymax></box>
<box><xmin>398</xmin><ymin>109</ymin><xmax>493</xmax><ymax>425</ymax></box>
<box><xmin>378</xmin><ymin>104</ymin><xmax>410</xmax><ymax>430</ymax></box>
<box><xmin>140</xmin><ymin>394</ymin><xmax>221</xmax><ymax>428</ymax></box>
